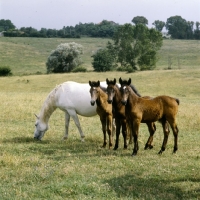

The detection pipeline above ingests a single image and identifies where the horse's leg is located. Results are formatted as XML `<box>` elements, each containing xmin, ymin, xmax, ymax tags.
<box><xmin>122</xmin><ymin>120</ymin><xmax>128</xmax><ymax>149</ymax></box>
<box><xmin>67</xmin><ymin>109</ymin><xmax>85</xmax><ymax>142</ymax></box>
<box><xmin>168</xmin><ymin>120</ymin><xmax>179</xmax><ymax>153</ymax></box>
<box><xmin>100</xmin><ymin>116</ymin><xmax>107</xmax><ymax>148</ymax></box>
<box><xmin>113</xmin><ymin>118</ymin><xmax>121</xmax><ymax>150</ymax></box>
<box><xmin>63</xmin><ymin>111</ymin><xmax>70</xmax><ymax>140</ymax></box>
<box><xmin>132</xmin><ymin>121</ymin><xmax>140</xmax><ymax>156</ymax></box>
<box><xmin>144</xmin><ymin>122</ymin><xmax>156</xmax><ymax>150</ymax></box>
<box><xmin>158</xmin><ymin>120</ymin><xmax>170</xmax><ymax>154</ymax></box>
<box><xmin>107</xmin><ymin>114</ymin><xmax>113</xmax><ymax>149</ymax></box>
<box><xmin>112</xmin><ymin>118</ymin><xmax>116</xmax><ymax>138</ymax></box>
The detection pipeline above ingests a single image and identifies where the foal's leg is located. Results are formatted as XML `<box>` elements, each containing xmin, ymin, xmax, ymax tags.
<box><xmin>158</xmin><ymin>120</ymin><xmax>170</xmax><ymax>154</ymax></box>
<box><xmin>122</xmin><ymin>120</ymin><xmax>128</xmax><ymax>149</ymax></box>
<box><xmin>131</xmin><ymin>121</ymin><xmax>140</xmax><ymax>156</ymax></box>
<box><xmin>100</xmin><ymin>116</ymin><xmax>107</xmax><ymax>148</ymax></box>
<box><xmin>63</xmin><ymin>111</ymin><xmax>70</xmax><ymax>139</ymax></box>
<box><xmin>67</xmin><ymin>109</ymin><xmax>85</xmax><ymax>142</ymax></box>
<box><xmin>113</xmin><ymin>118</ymin><xmax>121</xmax><ymax>150</ymax></box>
<box><xmin>106</xmin><ymin>114</ymin><xmax>113</xmax><ymax>149</ymax></box>
<box><xmin>169</xmin><ymin>120</ymin><xmax>179</xmax><ymax>153</ymax></box>
<box><xmin>144</xmin><ymin>122</ymin><xmax>156</xmax><ymax>150</ymax></box>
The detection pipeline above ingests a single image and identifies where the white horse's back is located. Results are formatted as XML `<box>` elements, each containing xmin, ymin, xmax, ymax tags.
<box><xmin>55</xmin><ymin>81</ymin><xmax>107</xmax><ymax>117</ymax></box>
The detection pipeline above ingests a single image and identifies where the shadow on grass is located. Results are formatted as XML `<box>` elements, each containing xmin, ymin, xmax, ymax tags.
<box><xmin>104</xmin><ymin>173</ymin><xmax>200</xmax><ymax>199</ymax></box>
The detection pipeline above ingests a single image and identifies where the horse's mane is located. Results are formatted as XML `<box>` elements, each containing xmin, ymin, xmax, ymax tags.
<box><xmin>130</xmin><ymin>84</ymin><xmax>141</xmax><ymax>97</ymax></box>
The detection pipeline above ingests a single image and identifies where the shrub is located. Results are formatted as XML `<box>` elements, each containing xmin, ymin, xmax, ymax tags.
<box><xmin>91</xmin><ymin>48</ymin><xmax>115</xmax><ymax>72</ymax></box>
<box><xmin>72</xmin><ymin>66</ymin><xmax>87</xmax><ymax>73</ymax></box>
<box><xmin>0</xmin><ymin>66</ymin><xmax>12</xmax><ymax>76</ymax></box>
<box><xmin>46</xmin><ymin>42</ymin><xmax>83</xmax><ymax>73</ymax></box>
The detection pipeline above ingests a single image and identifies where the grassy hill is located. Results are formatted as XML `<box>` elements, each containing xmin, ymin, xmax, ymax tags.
<box><xmin>0</xmin><ymin>37</ymin><xmax>200</xmax><ymax>75</ymax></box>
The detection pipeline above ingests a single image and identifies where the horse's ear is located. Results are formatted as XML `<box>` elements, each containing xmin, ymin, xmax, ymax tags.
<box><xmin>106</xmin><ymin>78</ymin><xmax>109</xmax><ymax>84</ymax></box>
<box><xmin>89</xmin><ymin>81</ymin><xmax>91</xmax><ymax>86</ymax></box>
<box><xmin>114</xmin><ymin>78</ymin><xmax>116</xmax><ymax>85</ymax></box>
<box><xmin>128</xmin><ymin>78</ymin><xmax>131</xmax><ymax>85</ymax></box>
<box><xmin>119</xmin><ymin>77</ymin><xmax>122</xmax><ymax>85</ymax></box>
<box><xmin>34</xmin><ymin>113</ymin><xmax>39</xmax><ymax>119</ymax></box>
<box><xmin>97</xmin><ymin>80</ymin><xmax>100</xmax><ymax>86</ymax></box>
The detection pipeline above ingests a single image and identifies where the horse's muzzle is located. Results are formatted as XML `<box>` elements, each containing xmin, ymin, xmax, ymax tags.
<box><xmin>107</xmin><ymin>100</ymin><xmax>112</xmax><ymax>104</ymax></box>
<box><xmin>121</xmin><ymin>100</ymin><xmax>127</xmax><ymax>106</ymax></box>
<box><xmin>90</xmin><ymin>101</ymin><xmax>95</xmax><ymax>106</ymax></box>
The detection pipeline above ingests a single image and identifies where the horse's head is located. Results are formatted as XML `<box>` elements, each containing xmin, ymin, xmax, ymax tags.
<box><xmin>89</xmin><ymin>80</ymin><xmax>100</xmax><ymax>106</ymax></box>
<box><xmin>106</xmin><ymin>78</ymin><xmax>117</xmax><ymax>104</ymax></box>
<box><xmin>34</xmin><ymin>114</ymin><xmax>49</xmax><ymax>140</ymax></box>
<box><xmin>119</xmin><ymin>77</ymin><xmax>131</xmax><ymax>105</ymax></box>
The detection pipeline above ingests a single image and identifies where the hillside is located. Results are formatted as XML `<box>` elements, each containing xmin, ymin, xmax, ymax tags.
<box><xmin>0</xmin><ymin>37</ymin><xmax>200</xmax><ymax>75</ymax></box>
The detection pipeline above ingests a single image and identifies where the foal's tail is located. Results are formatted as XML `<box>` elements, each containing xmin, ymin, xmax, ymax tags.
<box><xmin>175</xmin><ymin>98</ymin><xmax>180</xmax><ymax>105</ymax></box>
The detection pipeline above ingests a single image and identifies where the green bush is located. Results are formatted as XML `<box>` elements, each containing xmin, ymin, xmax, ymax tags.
<box><xmin>72</xmin><ymin>66</ymin><xmax>87</xmax><ymax>73</ymax></box>
<box><xmin>46</xmin><ymin>42</ymin><xmax>83</xmax><ymax>73</ymax></box>
<box><xmin>91</xmin><ymin>48</ymin><xmax>115</xmax><ymax>72</ymax></box>
<box><xmin>0</xmin><ymin>66</ymin><xmax>12</xmax><ymax>76</ymax></box>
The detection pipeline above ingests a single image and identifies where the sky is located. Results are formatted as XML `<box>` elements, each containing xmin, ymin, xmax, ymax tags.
<box><xmin>0</xmin><ymin>0</ymin><xmax>200</xmax><ymax>30</ymax></box>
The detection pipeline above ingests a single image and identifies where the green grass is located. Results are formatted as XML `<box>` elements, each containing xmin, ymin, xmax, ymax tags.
<box><xmin>0</xmin><ymin>37</ymin><xmax>200</xmax><ymax>75</ymax></box>
<box><xmin>0</xmin><ymin>69</ymin><xmax>200</xmax><ymax>199</ymax></box>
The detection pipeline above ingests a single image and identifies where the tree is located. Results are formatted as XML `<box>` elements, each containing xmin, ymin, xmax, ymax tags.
<box><xmin>91</xmin><ymin>48</ymin><xmax>115</xmax><ymax>72</ymax></box>
<box><xmin>131</xmin><ymin>16</ymin><xmax>148</xmax><ymax>25</ymax></box>
<box><xmin>152</xmin><ymin>20</ymin><xmax>165</xmax><ymax>32</ymax></box>
<box><xmin>194</xmin><ymin>21</ymin><xmax>200</xmax><ymax>39</ymax></box>
<box><xmin>0</xmin><ymin>19</ymin><xmax>15</xmax><ymax>31</ymax></box>
<box><xmin>46</xmin><ymin>42</ymin><xmax>83</xmax><ymax>73</ymax></box>
<box><xmin>165</xmin><ymin>16</ymin><xmax>188</xmax><ymax>39</ymax></box>
<box><xmin>110</xmin><ymin>23</ymin><xmax>163</xmax><ymax>71</ymax></box>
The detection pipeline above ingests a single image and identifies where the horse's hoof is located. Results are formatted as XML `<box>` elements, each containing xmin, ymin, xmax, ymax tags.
<box><xmin>158</xmin><ymin>150</ymin><xmax>162</xmax><ymax>154</ymax></box>
<box><xmin>149</xmin><ymin>145</ymin><xmax>153</xmax><ymax>149</ymax></box>
<box><xmin>63</xmin><ymin>137</ymin><xmax>68</xmax><ymax>140</ymax></box>
<box><xmin>113</xmin><ymin>147</ymin><xmax>118</xmax><ymax>150</ymax></box>
<box><xmin>131</xmin><ymin>153</ymin><xmax>137</xmax><ymax>156</ymax></box>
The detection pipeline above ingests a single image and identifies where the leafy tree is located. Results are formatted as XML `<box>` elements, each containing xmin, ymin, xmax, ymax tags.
<box><xmin>131</xmin><ymin>16</ymin><xmax>148</xmax><ymax>25</ymax></box>
<box><xmin>0</xmin><ymin>19</ymin><xmax>15</xmax><ymax>31</ymax></box>
<box><xmin>91</xmin><ymin>48</ymin><xmax>115</xmax><ymax>72</ymax></box>
<box><xmin>165</xmin><ymin>16</ymin><xmax>188</xmax><ymax>39</ymax></box>
<box><xmin>194</xmin><ymin>22</ymin><xmax>200</xmax><ymax>39</ymax></box>
<box><xmin>110</xmin><ymin>23</ymin><xmax>163</xmax><ymax>71</ymax></box>
<box><xmin>46</xmin><ymin>42</ymin><xmax>83</xmax><ymax>73</ymax></box>
<box><xmin>152</xmin><ymin>20</ymin><xmax>165</xmax><ymax>32</ymax></box>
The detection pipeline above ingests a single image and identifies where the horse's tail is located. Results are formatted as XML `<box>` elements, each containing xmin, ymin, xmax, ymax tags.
<box><xmin>175</xmin><ymin>98</ymin><xmax>180</xmax><ymax>105</ymax></box>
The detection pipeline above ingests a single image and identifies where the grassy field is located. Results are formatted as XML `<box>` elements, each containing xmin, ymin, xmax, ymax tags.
<box><xmin>0</xmin><ymin>37</ymin><xmax>200</xmax><ymax>199</ymax></box>
<box><xmin>0</xmin><ymin>37</ymin><xmax>200</xmax><ymax>75</ymax></box>
<box><xmin>0</xmin><ymin>70</ymin><xmax>200</xmax><ymax>199</ymax></box>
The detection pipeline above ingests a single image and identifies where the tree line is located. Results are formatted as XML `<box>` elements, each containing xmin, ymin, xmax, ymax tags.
<box><xmin>1</xmin><ymin>15</ymin><xmax>200</xmax><ymax>39</ymax></box>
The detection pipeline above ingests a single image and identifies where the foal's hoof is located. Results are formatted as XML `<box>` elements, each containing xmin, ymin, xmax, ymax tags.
<box><xmin>158</xmin><ymin>150</ymin><xmax>163</xmax><ymax>154</ymax></box>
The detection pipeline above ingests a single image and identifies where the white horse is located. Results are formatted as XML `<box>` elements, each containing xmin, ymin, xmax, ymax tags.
<box><xmin>34</xmin><ymin>81</ymin><xmax>108</xmax><ymax>141</ymax></box>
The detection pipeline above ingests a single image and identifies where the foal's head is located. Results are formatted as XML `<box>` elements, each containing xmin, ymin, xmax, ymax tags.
<box><xmin>106</xmin><ymin>78</ymin><xmax>118</xmax><ymax>104</ymax></box>
<box><xmin>119</xmin><ymin>77</ymin><xmax>132</xmax><ymax>105</ymax></box>
<box><xmin>89</xmin><ymin>80</ymin><xmax>100</xmax><ymax>106</ymax></box>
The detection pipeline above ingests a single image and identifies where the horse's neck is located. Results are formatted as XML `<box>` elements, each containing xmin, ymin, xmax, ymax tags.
<box><xmin>96</xmin><ymin>88</ymin><xmax>107</xmax><ymax>107</ymax></box>
<box><xmin>128</xmin><ymin>87</ymin><xmax>138</xmax><ymax>105</ymax></box>
<box><xmin>39</xmin><ymin>91</ymin><xmax>57</xmax><ymax>123</ymax></box>
<box><xmin>113</xmin><ymin>86</ymin><xmax>122</xmax><ymax>107</ymax></box>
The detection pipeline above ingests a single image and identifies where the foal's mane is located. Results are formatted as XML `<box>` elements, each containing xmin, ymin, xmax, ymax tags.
<box><xmin>119</xmin><ymin>79</ymin><xmax>141</xmax><ymax>97</ymax></box>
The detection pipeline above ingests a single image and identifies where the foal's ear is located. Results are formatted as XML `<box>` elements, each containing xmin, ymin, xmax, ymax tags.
<box><xmin>97</xmin><ymin>80</ymin><xmax>100</xmax><ymax>86</ymax></box>
<box><xmin>128</xmin><ymin>78</ymin><xmax>131</xmax><ymax>85</ymax></box>
<box><xmin>34</xmin><ymin>113</ymin><xmax>39</xmax><ymax>119</ymax></box>
<box><xmin>119</xmin><ymin>77</ymin><xmax>122</xmax><ymax>85</ymax></box>
<box><xmin>89</xmin><ymin>81</ymin><xmax>92</xmax><ymax>86</ymax></box>
<box><xmin>114</xmin><ymin>78</ymin><xmax>116</xmax><ymax>85</ymax></box>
